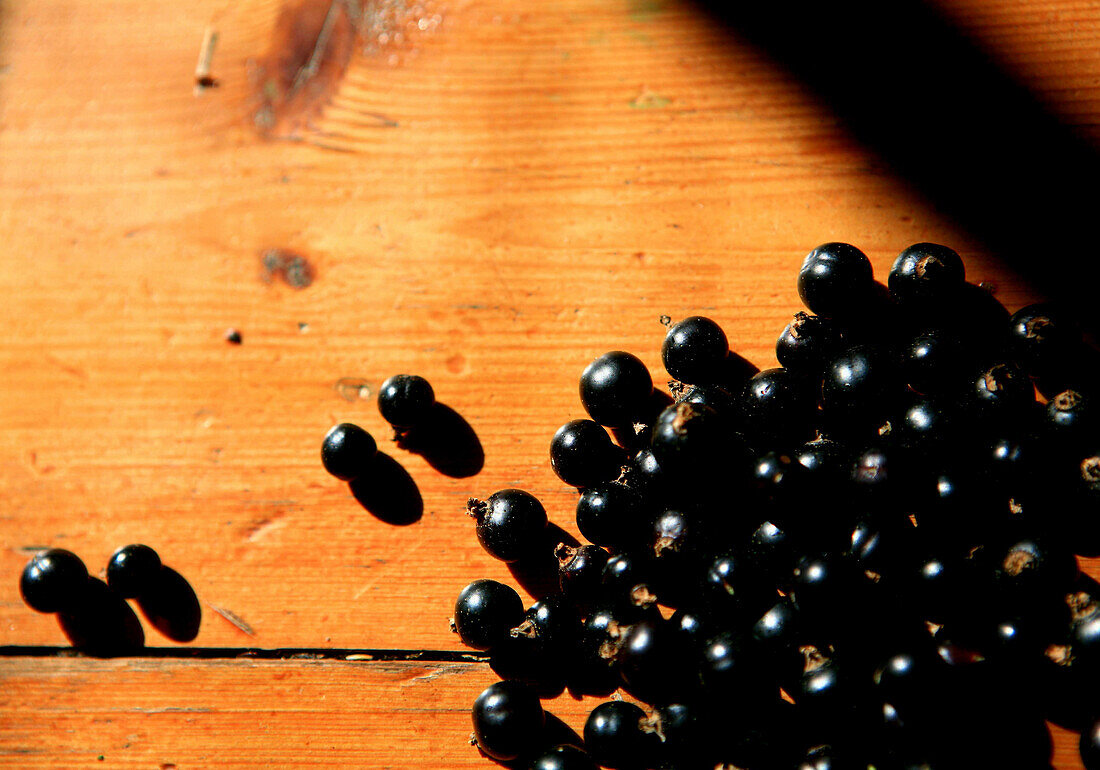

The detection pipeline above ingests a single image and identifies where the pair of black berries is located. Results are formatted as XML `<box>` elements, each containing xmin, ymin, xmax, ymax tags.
<box><xmin>321</xmin><ymin>373</ymin><xmax>436</xmax><ymax>481</ymax></box>
<box><xmin>452</xmin><ymin>242</ymin><xmax>1100</xmax><ymax>770</ymax></box>
<box><xmin>21</xmin><ymin>545</ymin><xmax>163</xmax><ymax>614</ymax></box>
<box><xmin>20</xmin><ymin>544</ymin><xmax>186</xmax><ymax>651</ymax></box>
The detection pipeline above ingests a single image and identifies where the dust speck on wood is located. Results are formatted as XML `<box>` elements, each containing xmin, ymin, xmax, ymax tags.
<box><xmin>261</xmin><ymin>248</ymin><xmax>315</xmax><ymax>288</ymax></box>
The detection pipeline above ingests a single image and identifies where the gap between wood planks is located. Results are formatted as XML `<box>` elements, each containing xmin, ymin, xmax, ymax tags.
<box><xmin>0</xmin><ymin>646</ymin><xmax>489</xmax><ymax>662</ymax></box>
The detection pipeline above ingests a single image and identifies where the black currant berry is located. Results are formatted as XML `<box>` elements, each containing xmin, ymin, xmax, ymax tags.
<box><xmin>703</xmin><ymin>551</ymin><xmax>776</xmax><ymax>620</ymax></box>
<box><xmin>669</xmin><ymin>607</ymin><xmax>717</xmax><ymax>651</ymax></box>
<box><xmin>775</xmin><ymin>312</ymin><xmax>843</xmax><ymax>379</ymax></box>
<box><xmin>583</xmin><ymin>700</ymin><xmax>654</xmax><ymax>769</ymax></box>
<box><xmin>797</xmin><ymin>242</ymin><xmax>875</xmax><ymax>318</ymax></box>
<box><xmin>662</xmin><ymin>316</ymin><xmax>729</xmax><ymax>385</ymax></box>
<box><xmin>452</xmin><ymin>579</ymin><xmax>524</xmax><ymax>651</ymax></box>
<box><xmin>795</xmin><ymin>645</ymin><xmax>864</xmax><ymax>738</ymax></box>
<box><xmin>601</xmin><ymin>553</ymin><xmax>656</xmax><ymax>611</ymax></box>
<box><xmin>887</xmin><ymin>243</ymin><xmax>966</xmax><ymax>305</ymax></box>
<box><xmin>511</xmin><ymin>595</ymin><xmax>581</xmax><ymax>663</ymax></box>
<box><xmin>321</xmin><ymin>423</ymin><xmax>377</xmax><ymax>481</ymax></box>
<box><xmin>467</xmin><ymin>489</ymin><xmax>548</xmax><ymax>563</ymax></box>
<box><xmin>890</xmin><ymin>395</ymin><xmax>961</xmax><ymax>452</ymax></box>
<box><xmin>650</xmin><ymin>401</ymin><xmax>747</xmax><ymax>485</ymax></box>
<box><xmin>576</xmin><ymin>482</ymin><xmax>648</xmax><ymax>549</ymax></box>
<box><xmin>1044</xmin><ymin>389</ymin><xmax>1095</xmax><ymax>450</ymax></box>
<box><xmin>530</xmin><ymin>744</ymin><xmax>599</xmax><ymax>770</ymax></box>
<box><xmin>617</xmin><ymin>618</ymin><xmax>695</xmax><ymax>702</ymax></box>
<box><xmin>931</xmin><ymin>281</ymin><xmax>1011</xmax><ymax>356</ymax></box>
<box><xmin>747</xmin><ymin>520</ymin><xmax>797</xmax><ymax>583</ymax></box>
<box><xmin>993</xmin><ymin>536</ymin><xmax>1078</xmax><ymax>604</ymax></box>
<box><xmin>105</xmin><ymin>544</ymin><xmax>162</xmax><ymax>600</ymax></box>
<box><xmin>751</xmin><ymin>451</ymin><xmax>812</xmax><ymax>532</ymax></box>
<box><xmin>20</xmin><ymin>549</ymin><xmax>88</xmax><ymax>614</ymax></box>
<box><xmin>550</xmin><ymin>420</ymin><xmax>624</xmax><ymax>488</ymax></box>
<box><xmin>1008</xmin><ymin>303</ymin><xmax>1081</xmax><ymax>374</ymax></box>
<box><xmin>557</xmin><ymin>544</ymin><xmax>609</xmax><ymax>605</ymax></box>
<box><xmin>678</xmin><ymin>383</ymin><xmax>737</xmax><ymax>417</ymax></box>
<box><xmin>752</xmin><ymin>597</ymin><xmax>801</xmax><ymax>662</ymax></box>
<box><xmin>642</xmin><ymin>702</ymin><xmax>707</xmax><ymax>766</ymax></box>
<box><xmin>794</xmin><ymin>437</ymin><xmax>851</xmax><ymax>499</ymax></box>
<box><xmin>739</xmin><ymin>368</ymin><xmax>817</xmax><ymax>444</ymax></box>
<box><xmin>900</xmin><ymin>329</ymin><xmax>966</xmax><ymax>395</ymax></box>
<box><xmin>968</xmin><ymin>361</ymin><xmax>1035</xmax><ymax>421</ymax></box>
<box><xmin>377</xmin><ymin>374</ymin><xmax>435</xmax><ymax>429</ymax></box>
<box><xmin>790</xmin><ymin>553</ymin><xmax>869</xmax><ymax>634</ymax></box>
<box><xmin>851</xmin><ymin>444</ymin><xmax>920</xmax><ymax>512</ymax></box>
<box><xmin>698</xmin><ymin>630</ymin><xmax>769</xmax><ymax>697</ymax></box>
<box><xmin>574</xmin><ymin>607</ymin><xmax>627</xmax><ymax>692</ymax></box>
<box><xmin>471</xmin><ymin>680</ymin><xmax>545</xmax><ymax>761</ymax></box>
<box><xmin>650</xmin><ymin>508</ymin><xmax>708</xmax><ymax>598</ymax></box>
<box><xmin>580</xmin><ymin>351</ymin><xmax>653</xmax><ymax>429</ymax></box>
<box><xmin>821</xmin><ymin>345</ymin><xmax>901</xmax><ymax>426</ymax></box>
<box><xmin>626</xmin><ymin>448</ymin><xmax>668</xmax><ymax>499</ymax></box>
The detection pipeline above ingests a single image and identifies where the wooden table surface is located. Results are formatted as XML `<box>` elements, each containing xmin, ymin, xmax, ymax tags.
<box><xmin>0</xmin><ymin>0</ymin><xmax>1097</xmax><ymax>767</ymax></box>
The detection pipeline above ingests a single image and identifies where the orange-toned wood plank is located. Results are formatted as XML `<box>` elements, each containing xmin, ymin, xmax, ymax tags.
<box><xmin>0</xmin><ymin>0</ymin><xmax>1097</xmax><ymax>768</ymax></box>
<box><xmin>0</xmin><ymin>658</ymin><xmax>1088</xmax><ymax>769</ymax></box>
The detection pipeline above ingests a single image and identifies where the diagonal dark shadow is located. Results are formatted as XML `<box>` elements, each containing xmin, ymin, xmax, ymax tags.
<box><xmin>349</xmin><ymin>452</ymin><xmax>424</xmax><ymax>525</ymax></box>
<box><xmin>691</xmin><ymin>0</ymin><xmax>1100</xmax><ymax>330</ymax></box>
<box><xmin>136</xmin><ymin>566</ymin><xmax>202</xmax><ymax>643</ymax></box>
<box><xmin>395</xmin><ymin>402</ymin><xmax>485</xmax><ymax>479</ymax></box>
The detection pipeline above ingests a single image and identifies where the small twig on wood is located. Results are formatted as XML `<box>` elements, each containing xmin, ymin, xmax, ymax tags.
<box><xmin>194</xmin><ymin>26</ymin><xmax>220</xmax><ymax>93</ymax></box>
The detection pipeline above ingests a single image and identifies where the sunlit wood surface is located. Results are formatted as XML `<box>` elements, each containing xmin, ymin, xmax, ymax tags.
<box><xmin>0</xmin><ymin>0</ymin><xmax>1097</xmax><ymax>766</ymax></box>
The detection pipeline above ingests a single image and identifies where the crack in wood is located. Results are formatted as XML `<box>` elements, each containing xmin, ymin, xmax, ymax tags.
<box><xmin>0</xmin><ymin>646</ymin><xmax>489</xmax><ymax>662</ymax></box>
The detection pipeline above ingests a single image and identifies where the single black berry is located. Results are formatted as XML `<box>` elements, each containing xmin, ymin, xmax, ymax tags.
<box><xmin>452</xmin><ymin>579</ymin><xmax>524</xmax><ymax>651</ymax></box>
<box><xmin>1008</xmin><ymin>303</ymin><xmax>1081</xmax><ymax>374</ymax></box>
<box><xmin>739</xmin><ymin>368</ymin><xmax>817</xmax><ymax>444</ymax></box>
<box><xmin>775</xmin><ymin>312</ymin><xmax>843</xmax><ymax>379</ymax></box>
<box><xmin>580</xmin><ymin>351</ymin><xmax>653</xmax><ymax>428</ymax></box>
<box><xmin>20</xmin><ymin>549</ymin><xmax>88</xmax><ymax>614</ymax></box>
<box><xmin>797</xmin><ymin>242</ymin><xmax>875</xmax><ymax>318</ymax></box>
<box><xmin>583</xmin><ymin>700</ymin><xmax>654</xmax><ymax>769</ymax></box>
<box><xmin>510</xmin><ymin>595</ymin><xmax>582</xmax><ymax>665</ymax></box>
<box><xmin>968</xmin><ymin>361</ymin><xmax>1034</xmax><ymax>422</ymax></box>
<box><xmin>575</xmin><ymin>482</ymin><xmax>648</xmax><ymax>549</ymax></box>
<box><xmin>600</xmin><ymin>553</ymin><xmax>657</xmax><ymax>611</ymax></box>
<box><xmin>821</xmin><ymin>344</ymin><xmax>901</xmax><ymax>427</ymax></box>
<box><xmin>887</xmin><ymin>243</ymin><xmax>966</xmax><ymax>305</ymax></box>
<box><xmin>698</xmin><ymin>630</ymin><xmax>769</xmax><ymax>697</ymax></box>
<box><xmin>1044</xmin><ymin>389</ymin><xmax>1095</xmax><ymax>451</ymax></box>
<box><xmin>550</xmin><ymin>419</ymin><xmax>624</xmax><ymax>488</ymax></box>
<box><xmin>662</xmin><ymin>316</ymin><xmax>729</xmax><ymax>385</ymax></box>
<box><xmin>557</xmin><ymin>544</ymin><xmax>609</xmax><ymax>605</ymax></box>
<box><xmin>650</xmin><ymin>401</ymin><xmax>747</xmax><ymax>488</ymax></box>
<box><xmin>467</xmin><ymin>489</ymin><xmax>548</xmax><ymax>563</ymax></box>
<box><xmin>377</xmin><ymin>374</ymin><xmax>435</xmax><ymax>429</ymax></box>
<box><xmin>616</xmin><ymin>618</ymin><xmax>695</xmax><ymax>702</ymax></box>
<box><xmin>105</xmin><ymin>544</ymin><xmax>162</xmax><ymax>599</ymax></box>
<box><xmin>471</xmin><ymin>680</ymin><xmax>545</xmax><ymax>761</ymax></box>
<box><xmin>900</xmin><ymin>329</ymin><xmax>966</xmax><ymax>395</ymax></box>
<box><xmin>320</xmin><ymin>423</ymin><xmax>377</xmax><ymax>481</ymax></box>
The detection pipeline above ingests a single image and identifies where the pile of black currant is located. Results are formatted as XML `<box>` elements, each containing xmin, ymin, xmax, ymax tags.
<box><xmin>453</xmin><ymin>243</ymin><xmax>1100</xmax><ymax>769</ymax></box>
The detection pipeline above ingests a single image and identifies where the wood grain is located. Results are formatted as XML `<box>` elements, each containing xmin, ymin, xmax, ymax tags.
<box><xmin>0</xmin><ymin>658</ymin><xmax>1088</xmax><ymax>769</ymax></box>
<box><xmin>0</xmin><ymin>0</ymin><xmax>1096</xmax><ymax>767</ymax></box>
<box><xmin>0</xmin><ymin>658</ymin><xmax>538</xmax><ymax>768</ymax></box>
